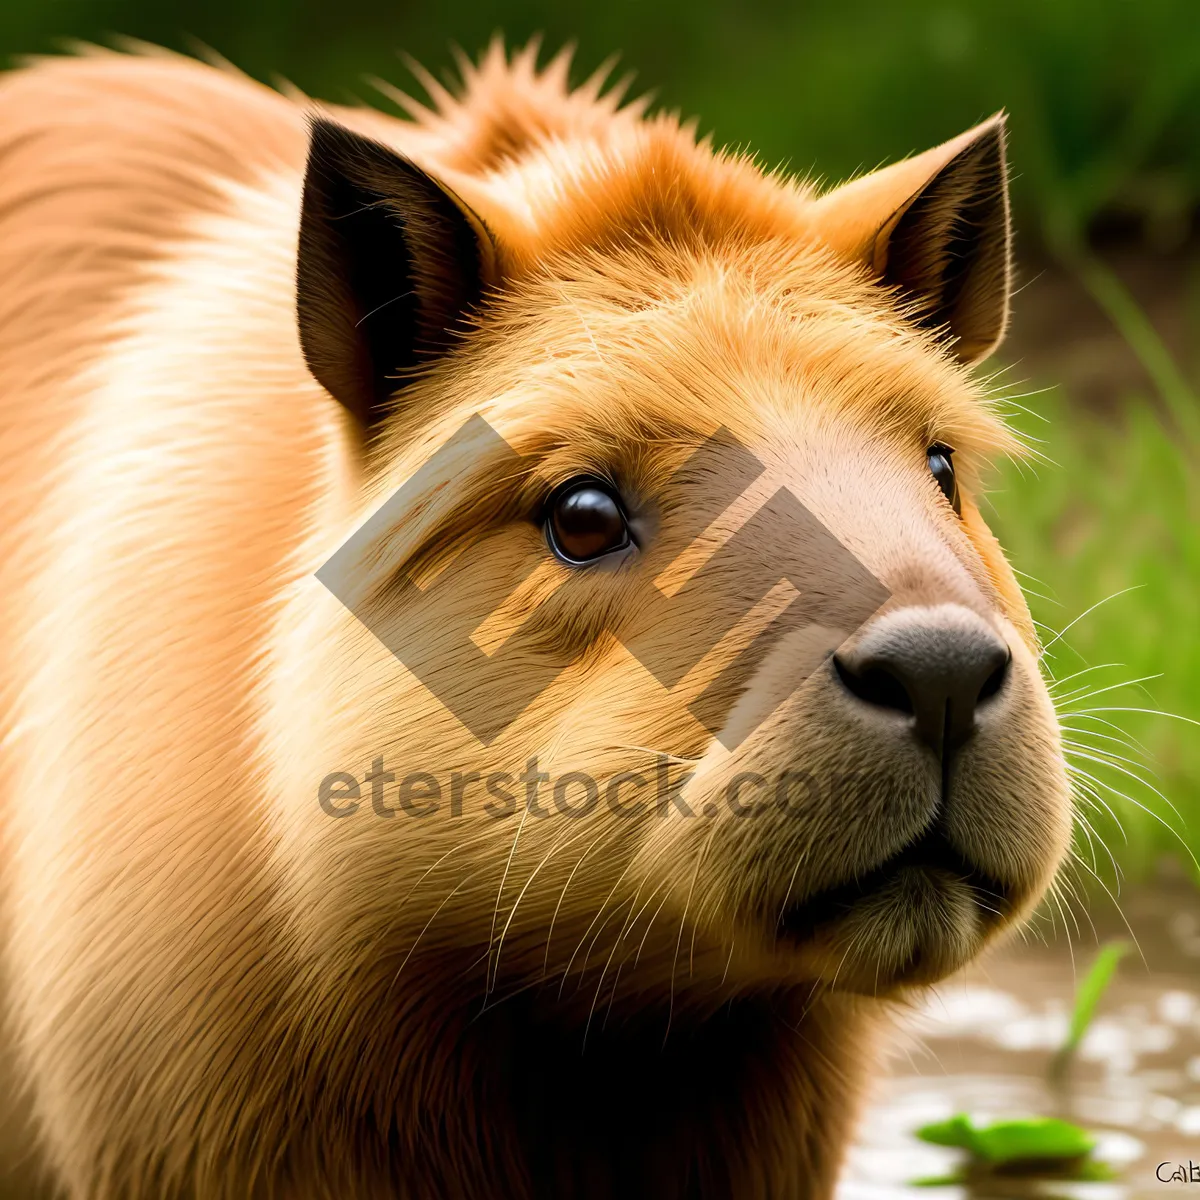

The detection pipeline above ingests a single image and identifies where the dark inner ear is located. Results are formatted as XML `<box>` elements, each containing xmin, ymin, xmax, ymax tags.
<box><xmin>877</xmin><ymin>126</ymin><xmax>1010</xmax><ymax>363</ymax></box>
<box><xmin>297</xmin><ymin>118</ymin><xmax>496</xmax><ymax>433</ymax></box>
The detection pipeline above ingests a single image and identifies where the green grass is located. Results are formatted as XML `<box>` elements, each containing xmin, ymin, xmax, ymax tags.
<box><xmin>2</xmin><ymin>0</ymin><xmax>1200</xmax><ymax>243</ymax></box>
<box><xmin>987</xmin><ymin>377</ymin><xmax>1200</xmax><ymax>880</ymax></box>
<box><xmin>1052</xmin><ymin>939</ymin><xmax>1133</xmax><ymax>1070</ymax></box>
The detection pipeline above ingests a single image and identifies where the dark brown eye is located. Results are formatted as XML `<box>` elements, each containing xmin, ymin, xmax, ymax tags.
<box><xmin>546</xmin><ymin>480</ymin><xmax>630</xmax><ymax>563</ymax></box>
<box><xmin>927</xmin><ymin>443</ymin><xmax>961</xmax><ymax>515</ymax></box>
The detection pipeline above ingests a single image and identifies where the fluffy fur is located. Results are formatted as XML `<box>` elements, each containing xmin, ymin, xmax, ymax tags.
<box><xmin>0</xmin><ymin>40</ymin><xmax>1071</xmax><ymax>1199</ymax></box>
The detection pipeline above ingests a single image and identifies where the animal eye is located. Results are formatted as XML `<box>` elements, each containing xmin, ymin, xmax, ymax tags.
<box><xmin>546</xmin><ymin>480</ymin><xmax>630</xmax><ymax>564</ymax></box>
<box><xmin>926</xmin><ymin>443</ymin><xmax>961</xmax><ymax>516</ymax></box>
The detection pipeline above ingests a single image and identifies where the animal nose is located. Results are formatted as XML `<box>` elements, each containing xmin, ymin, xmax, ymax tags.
<box><xmin>833</xmin><ymin>605</ymin><xmax>1011</xmax><ymax>757</ymax></box>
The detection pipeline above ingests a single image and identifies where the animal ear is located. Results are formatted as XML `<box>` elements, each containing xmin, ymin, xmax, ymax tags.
<box><xmin>297</xmin><ymin>117</ymin><xmax>498</xmax><ymax>432</ymax></box>
<box><xmin>809</xmin><ymin>115</ymin><xmax>1011</xmax><ymax>363</ymax></box>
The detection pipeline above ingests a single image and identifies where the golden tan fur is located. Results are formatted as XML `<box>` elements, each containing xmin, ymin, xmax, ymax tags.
<box><xmin>0</xmin><ymin>41</ymin><xmax>1070</xmax><ymax>1199</ymax></box>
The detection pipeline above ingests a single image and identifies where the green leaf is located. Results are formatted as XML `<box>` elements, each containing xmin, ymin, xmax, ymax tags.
<box><xmin>916</xmin><ymin>1113</ymin><xmax>982</xmax><ymax>1154</ymax></box>
<box><xmin>970</xmin><ymin>1117</ymin><xmax>1096</xmax><ymax>1164</ymax></box>
<box><xmin>1056</xmin><ymin>939</ymin><xmax>1134</xmax><ymax>1067</ymax></box>
<box><xmin>916</xmin><ymin>1114</ymin><xmax>1098</xmax><ymax>1166</ymax></box>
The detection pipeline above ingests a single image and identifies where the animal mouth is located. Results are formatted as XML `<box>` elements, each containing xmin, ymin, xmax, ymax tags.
<box><xmin>775</xmin><ymin>826</ymin><xmax>1012</xmax><ymax>946</ymax></box>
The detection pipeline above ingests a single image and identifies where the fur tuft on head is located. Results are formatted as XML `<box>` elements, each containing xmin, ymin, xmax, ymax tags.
<box><xmin>371</xmin><ymin>37</ymin><xmax>652</xmax><ymax>175</ymax></box>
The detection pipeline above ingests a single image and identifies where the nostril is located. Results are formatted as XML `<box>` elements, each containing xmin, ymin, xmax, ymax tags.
<box><xmin>977</xmin><ymin>650</ymin><xmax>1011</xmax><ymax>704</ymax></box>
<box><xmin>833</xmin><ymin>655</ymin><xmax>914</xmax><ymax>716</ymax></box>
<box><xmin>832</xmin><ymin>608</ymin><xmax>1012</xmax><ymax>757</ymax></box>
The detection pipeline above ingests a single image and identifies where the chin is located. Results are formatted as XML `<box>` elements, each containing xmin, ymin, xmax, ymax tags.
<box><xmin>776</xmin><ymin>827</ymin><xmax>1014</xmax><ymax>992</ymax></box>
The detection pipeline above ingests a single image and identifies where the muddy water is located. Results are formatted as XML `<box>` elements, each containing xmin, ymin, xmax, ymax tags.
<box><xmin>839</xmin><ymin>879</ymin><xmax>1200</xmax><ymax>1200</ymax></box>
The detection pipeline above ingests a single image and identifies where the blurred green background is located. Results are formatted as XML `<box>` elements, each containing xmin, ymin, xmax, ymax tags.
<box><xmin>3</xmin><ymin>0</ymin><xmax>1197</xmax><ymax>883</ymax></box>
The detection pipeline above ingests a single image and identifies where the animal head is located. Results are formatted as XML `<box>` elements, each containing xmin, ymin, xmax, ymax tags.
<box><xmin>273</xmin><ymin>44</ymin><xmax>1071</xmax><ymax>1023</ymax></box>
